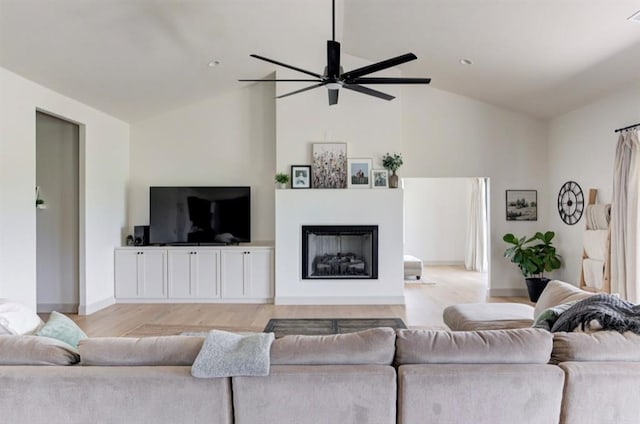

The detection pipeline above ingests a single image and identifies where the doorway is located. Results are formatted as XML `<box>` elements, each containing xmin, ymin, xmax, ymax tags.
<box><xmin>403</xmin><ymin>177</ymin><xmax>489</xmax><ymax>286</ymax></box>
<box><xmin>36</xmin><ymin>112</ymin><xmax>80</xmax><ymax>313</ymax></box>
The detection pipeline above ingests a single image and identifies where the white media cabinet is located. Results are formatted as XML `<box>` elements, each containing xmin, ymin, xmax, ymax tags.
<box><xmin>114</xmin><ymin>244</ymin><xmax>274</xmax><ymax>303</ymax></box>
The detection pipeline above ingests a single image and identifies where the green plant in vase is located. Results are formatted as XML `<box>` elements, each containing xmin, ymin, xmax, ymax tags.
<box><xmin>274</xmin><ymin>172</ymin><xmax>290</xmax><ymax>189</ymax></box>
<box><xmin>382</xmin><ymin>153</ymin><xmax>403</xmax><ymax>188</ymax></box>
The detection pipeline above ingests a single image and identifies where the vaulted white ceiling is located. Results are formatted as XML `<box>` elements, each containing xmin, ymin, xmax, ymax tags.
<box><xmin>1</xmin><ymin>0</ymin><xmax>639</xmax><ymax>122</ymax></box>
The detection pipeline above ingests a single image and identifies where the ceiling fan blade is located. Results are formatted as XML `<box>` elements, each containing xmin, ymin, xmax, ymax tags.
<box><xmin>328</xmin><ymin>89</ymin><xmax>339</xmax><ymax>105</ymax></box>
<box><xmin>239</xmin><ymin>79</ymin><xmax>323</xmax><ymax>82</ymax></box>
<box><xmin>276</xmin><ymin>83</ymin><xmax>326</xmax><ymax>99</ymax></box>
<box><xmin>327</xmin><ymin>40</ymin><xmax>341</xmax><ymax>79</ymax></box>
<box><xmin>352</xmin><ymin>77</ymin><xmax>431</xmax><ymax>85</ymax></box>
<box><xmin>342</xmin><ymin>53</ymin><xmax>417</xmax><ymax>80</ymax></box>
<box><xmin>342</xmin><ymin>84</ymin><xmax>395</xmax><ymax>101</ymax></box>
<box><xmin>250</xmin><ymin>54</ymin><xmax>323</xmax><ymax>79</ymax></box>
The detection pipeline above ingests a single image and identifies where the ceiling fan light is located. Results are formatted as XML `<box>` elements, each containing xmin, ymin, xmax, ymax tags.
<box><xmin>326</xmin><ymin>82</ymin><xmax>342</xmax><ymax>90</ymax></box>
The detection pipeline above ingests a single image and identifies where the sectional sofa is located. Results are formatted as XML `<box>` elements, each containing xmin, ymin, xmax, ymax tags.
<box><xmin>2</xmin><ymin>326</ymin><xmax>640</xmax><ymax>424</ymax></box>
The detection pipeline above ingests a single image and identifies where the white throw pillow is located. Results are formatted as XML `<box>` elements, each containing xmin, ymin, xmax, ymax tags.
<box><xmin>0</xmin><ymin>300</ymin><xmax>43</xmax><ymax>335</ymax></box>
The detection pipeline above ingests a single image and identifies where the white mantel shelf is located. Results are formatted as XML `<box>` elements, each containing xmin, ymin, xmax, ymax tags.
<box><xmin>275</xmin><ymin>189</ymin><xmax>405</xmax><ymax>305</ymax></box>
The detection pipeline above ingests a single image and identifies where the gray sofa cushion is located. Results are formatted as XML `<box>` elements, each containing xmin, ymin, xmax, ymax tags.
<box><xmin>552</xmin><ymin>331</ymin><xmax>640</xmax><ymax>364</ymax></box>
<box><xmin>398</xmin><ymin>364</ymin><xmax>564</xmax><ymax>424</ymax></box>
<box><xmin>270</xmin><ymin>327</ymin><xmax>396</xmax><ymax>365</ymax></box>
<box><xmin>78</xmin><ymin>336</ymin><xmax>204</xmax><ymax>366</ymax></box>
<box><xmin>0</xmin><ymin>366</ymin><xmax>233</xmax><ymax>424</ymax></box>
<box><xmin>443</xmin><ymin>303</ymin><xmax>534</xmax><ymax>331</ymax></box>
<box><xmin>395</xmin><ymin>328</ymin><xmax>552</xmax><ymax>364</ymax></box>
<box><xmin>0</xmin><ymin>335</ymin><xmax>80</xmax><ymax>365</ymax></box>
<box><xmin>559</xmin><ymin>362</ymin><xmax>640</xmax><ymax>424</ymax></box>
<box><xmin>534</xmin><ymin>280</ymin><xmax>594</xmax><ymax>318</ymax></box>
<box><xmin>233</xmin><ymin>365</ymin><xmax>396</xmax><ymax>424</ymax></box>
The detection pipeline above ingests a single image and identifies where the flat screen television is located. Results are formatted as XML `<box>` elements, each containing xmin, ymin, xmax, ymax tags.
<box><xmin>149</xmin><ymin>186</ymin><xmax>250</xmax><ymax>245</ymax></box>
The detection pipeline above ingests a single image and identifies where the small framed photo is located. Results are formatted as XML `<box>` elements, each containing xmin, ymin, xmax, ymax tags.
<box><xmin>291</xmin><ymin>165</ymin><xmax>311</xmax><ymax>189</ymax></box>
<box><xmin>506</xmin><ymin>190</ymin><xmax>537</xmax><ymax>221</ymax></box>
<box><xmin>347</xmin><ymin>158</ymin><xmax>372</xmax><ymax>188</ymax></box>
<box><xmin>371</xmin><ymin>169</ymin><xmax>389</xmax><ymax>188</ymax></box>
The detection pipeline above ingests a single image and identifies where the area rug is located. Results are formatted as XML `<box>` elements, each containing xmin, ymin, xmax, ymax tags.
<box><xmin>263</xmin><ymin>318</ymin><xmax>407</xmax><ymax>338</ymax></box>
<box><xmin>122</xmin><ymin>323</ymin><xmax>262</xmax><ymax>337</ymax></box>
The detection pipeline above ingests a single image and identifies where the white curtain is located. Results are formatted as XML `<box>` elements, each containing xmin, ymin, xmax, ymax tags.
<box><xmin>611</xmin><ymin>129</ymin><xmax>640</xmax><ymax>303</ymax></box>
<box><xmin>465</xmin><ymin>178</ymin><xmax>488</xmax><ymax>272</ymax></box>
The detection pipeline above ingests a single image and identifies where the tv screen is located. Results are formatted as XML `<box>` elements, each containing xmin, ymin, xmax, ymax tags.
<box><xmin>149</xmin><ymin>186</ymin><xmax>250</xmax><ymax>245</ymax></box>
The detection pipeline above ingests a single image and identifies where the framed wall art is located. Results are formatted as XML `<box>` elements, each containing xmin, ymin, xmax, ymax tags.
<box><xmin>371</xmin><ymin>169</ymin><xmax>389</xmax><ymax>189</ymax></box>
<box><xmin>506</xmin><ymin>190</ymin><xmax>537</xmax><ymax>221</ymax></box>
<box><xmin>347</xmin><ymin>158</ymin><xmax>372</xmax><ymax>188</ymax></box>
<box><xmin>311</xmin><ymin>143</ymin><xmax>347</xmax><ymax>189</ymax></box>
<box><xmin>291</xmin><ymin>165</ymin><xmax>311</xmax><ymax>189</ymax></box>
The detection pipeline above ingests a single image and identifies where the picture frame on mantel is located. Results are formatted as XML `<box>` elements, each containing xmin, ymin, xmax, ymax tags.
<box><xmin>291</xmin><ymin>165</ymin><xmax>311</xmax><ymax>189</ymax></box>
<box><xmin>506</xmin><ymin>189</ymin><xmax>537</xmax><ymax>221</ymax></box>
<box><xmin>347</xmin><ymin>158</ymin><xmax>373</xmax><ymax>188</ymax></box>
<box><xmin>312</xmin><ymin>143</ymin><xmax>347</xmax><ymax>189</ymax></box>
<box><xmin>371</xmin><ymin>169</ymin><xmax>389</xmax><ymax>189</ymax></box>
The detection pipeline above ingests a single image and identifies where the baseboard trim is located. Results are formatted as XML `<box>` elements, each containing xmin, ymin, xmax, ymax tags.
<box><xmin>423</xmin><ymin>261</ymin><xmax>465</xmax><ymax>266</ymax></box>
<box><xmin>274</xmin><ymin>296</ymin><xmax>406</xmax><ymax>305</ymax></box>
<box><xmin>80</xmin><ymin>297</ymin><xmax>115</xmax><ymax>315</ymax></box>
<box><xmin>115</xmin><ymin>298</ymin><xmax>274</xmax><ymax>304</ymax></box>
<box><xmin>489</xmin><ymin>288</ymin><xmax>528</xmax><ymax>297</ymax></box>
<box><xmin>37</xmin><ymin>303</ymin><xmax>78</xmax><ymax>314</ymax></box>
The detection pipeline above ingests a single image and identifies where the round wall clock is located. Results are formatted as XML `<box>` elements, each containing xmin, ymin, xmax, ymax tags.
<box><xmin>557</xmin><ymin>181</ymin><xmax>584</xmax><ymax>225</ymax></box>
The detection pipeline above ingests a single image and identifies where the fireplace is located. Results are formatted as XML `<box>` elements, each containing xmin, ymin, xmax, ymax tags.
<box><xmin>301</xmin><ymin>225</ymin><xmax>378</xmax><ymax>279</ymax></box>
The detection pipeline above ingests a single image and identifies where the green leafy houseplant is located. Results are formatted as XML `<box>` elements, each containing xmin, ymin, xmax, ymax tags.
<box><xmin>503</xmin><ymin>231</ymin><xmax>562</xmax><ymax>301</ymax></box>
<box><xmin>274</xmin><ymin>173</ymin><xmax>290</xmax><ymax>187</ymax></box>
<box><xmin>381</xmin><ymin>153</ymin><xmax>403</xmax><ymax>173</ymax></box>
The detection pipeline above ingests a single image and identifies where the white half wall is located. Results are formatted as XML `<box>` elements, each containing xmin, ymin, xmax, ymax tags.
<box><xmin>403</xmin><ymin>178</ymin><xmax>471</xmax><ymax>265</ymax></box>
<box><xmin>0</xmin><ymin>66</ymin><xmax>129</xmax><ymax>313</ymax></box>
<box><xmin>548</xmin><ymin>81</ymin><xmax>640</xmax><ymax>285</ymax></box>
<box><xmin>129</xmin><ymin>83</ymin><xmax>276</xmax><ymax>242</ymax></box>
<box><xmin>275</xmin><ymin>189</ymin><xmax>404</xmax><ymax>304</ymax></box>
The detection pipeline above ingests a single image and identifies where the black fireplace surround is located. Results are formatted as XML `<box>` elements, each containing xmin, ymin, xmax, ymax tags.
<box><xmin>301</xmin><ymin>225</ymin><xmax>378</xmax><ymax>280</ymax></box>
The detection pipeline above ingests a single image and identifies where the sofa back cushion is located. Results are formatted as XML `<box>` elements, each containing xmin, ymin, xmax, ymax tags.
<box><xmin>0</xmin><ymin>335</ymin><xmax>80</xmax><ymax>365</ymax></box>
<box><xmin>552</xmin><ymin>331</ymin><xmax>640</xmax><ymax>363</ymax></box>
<box><xmin>395</xmin><ymin>328</ymin><xmax>552</xmax><ymax>364</ymax></box>
<box><xmin>270</xmin><ymin>327</ymin><xmax>396</xmax><ymax>365</ymax></box>
<box><xmin>534</xmin><ymin>280</ymin><xmax>594</xmax><ymax>318</ymax></box>
<box><xmin>78</xmin><ymin>336</ymin><xmax>204</xmax><ymax>366</ymax></box>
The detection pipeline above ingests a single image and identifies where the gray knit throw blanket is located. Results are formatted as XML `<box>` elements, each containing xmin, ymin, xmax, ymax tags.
<box><xmin>551</xmin><ymin>293</ymin><xmax>640</xmax><ymax>334</ymax></box>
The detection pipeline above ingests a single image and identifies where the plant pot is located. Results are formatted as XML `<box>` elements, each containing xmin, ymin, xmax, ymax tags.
<box><xmin>525</xmin><ymin>277</ymin><xmax>550</xmax><ymax>302</ymax></box>
<box><xmin>389</xmin><ymin>171</ymin><xmax>399</xmax><ymax>189</ymax></box>
<box><xmin>277</xmin><ymin>183</ymin><xmax>287</xmax><ymax>189</ymax></box>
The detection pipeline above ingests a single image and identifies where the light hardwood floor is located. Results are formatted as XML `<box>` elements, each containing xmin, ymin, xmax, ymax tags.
<box><xmin>69</xmin><ymin>265</ymin><xmax>530</xmax><ymax>336</ymax></box>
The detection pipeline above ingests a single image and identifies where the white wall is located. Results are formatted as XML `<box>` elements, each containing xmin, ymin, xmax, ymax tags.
<box><xmin>129</xmin><ymin>83</ymin><xmax>276</xmax><ymax>242</ymax></box>
<box><xmin>401</xmin><ymin>86</ymin><xmax>549</xmax><ymax>296</ymax></box>
<box><xmin>36</xmin><ymin>112</ymin><xmax>79</xmax><ymax>312</ymax></box>
<box><xmin>0</xmin><ymin>67</ymin><xmax>129</xmax><ymax>313</ymax></box>
<box><xmin>548</xmin><ymin>81</ymin><xmax>640</xmax><ymax>285</ymax></box>
<box><xmin>276</xmin><ymin>54</ymin><xmax>402</xmax><ymax>171</ymax></box>
<box><xmin>403</xmin><ymin>178</ymin><xmax>470</xmax><ymax>265</ymax></box>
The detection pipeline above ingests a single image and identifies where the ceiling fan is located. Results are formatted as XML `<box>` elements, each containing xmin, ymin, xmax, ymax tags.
<box><xmin>239</xmin><ymin>0</ymin><xmax>431</xmax><ymax>105</ymax></box>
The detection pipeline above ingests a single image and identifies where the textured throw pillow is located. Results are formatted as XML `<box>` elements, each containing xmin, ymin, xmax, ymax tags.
<box><xmin>0</xmin><ymin>300</ymin><xmax>43</xmax><ymax>335</ymax></box>
<box><xmin>36</xmin><ymin>311</ymin><xmax>87</xmax><ymax>348</ymax></box>
<box><xmin>191</xmin><ymin>330</ymin><xmax>274</xmax><ymax>378</ymax></box>
<box><xmin>534</xmin><ymin>280</ymin><xmax>594</xmax><ymax>319</ymax></box>
<box><xmin>0</xmin><ymin>335</ymin><xmax>80</xmax><ymax>365</ymax></box>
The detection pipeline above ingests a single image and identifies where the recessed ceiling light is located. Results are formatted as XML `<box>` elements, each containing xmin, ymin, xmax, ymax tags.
<box><xmin>628</xmin><ymin>10</ymin><xmax>640</xmax><ymax>23</ymax></box>
<box><xmin>208</xmin><ymin>60</ymin><xmax>221</xmax><ymax>67</ymax></box>
<box><xmin>459</xmin><ymin>58</ymin><xmax>473</xmax><ymax>65</ymax></box>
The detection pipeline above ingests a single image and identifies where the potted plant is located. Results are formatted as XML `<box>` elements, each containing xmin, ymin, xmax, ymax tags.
<box><xmin>274</xmin><ymin>172</ymin><xmax>290</xmax><ymax>189</ymax></box>
<box><xmin>382</xmin><ymin>153</ymin><xmax>403</xmax><ymax>188</ymax></box>
<box><xmin>503</xmin><ymin>231</ymin><xmax>562</xmax><ymax>302</ymax></box>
